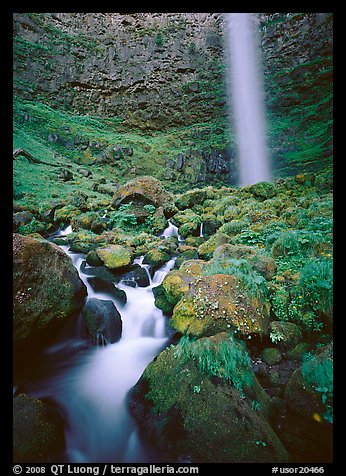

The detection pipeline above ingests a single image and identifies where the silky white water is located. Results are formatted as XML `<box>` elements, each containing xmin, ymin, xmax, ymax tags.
<box><xmin>17</xmin><ymin>223</ymin><xmax>177</xmax><ymax>463</ymax></box>
<box><xmin>226</xmin><ymin>13</ymin><xmax>271</xmax><ymax>186</ymax></box>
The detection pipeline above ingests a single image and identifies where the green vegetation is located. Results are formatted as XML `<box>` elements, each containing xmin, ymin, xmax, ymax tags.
<box><xmin>302</xmin><ymin>347</ymin><xmax>333</xmax><ymax>423</ymax></box>
<box><xmin>174</xmin><ymin>335</ymin><xmax>254</xmax><ymax>395</ymax></box>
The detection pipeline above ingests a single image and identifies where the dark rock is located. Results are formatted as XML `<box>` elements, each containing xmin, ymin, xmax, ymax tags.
<box><xmin>13</xmin><ymin>211</ymin><xmax>34</xmax><ymax>229</ymax></box>
<box><xmin>13</xmin><ymin>394</ymin><xmax>65</xmax><ymax>463</ymax></box>
<box><xmin>13</xmin><ymin>234</ymin><xmax>87</xmax><ymax>342</ymax></box>
<box><xmin>81</xmin><ymin>298</ymin><xmax>122</xmax><ymax>344</ymax></box>
<box><xmin>87</xmin><ymin>277</ymin><xmax>127</xmax><ymax>305</ymax></box>
<box><xmin>119</xmin><ymin>264</ymin><xmax>150</xmax><ymax>287</ymax></box>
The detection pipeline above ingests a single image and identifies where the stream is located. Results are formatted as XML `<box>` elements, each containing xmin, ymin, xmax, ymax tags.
<box><xmin>14</xmin><ymin>221</ymin><xmax>181</xmax><ymax>463</ymax></box>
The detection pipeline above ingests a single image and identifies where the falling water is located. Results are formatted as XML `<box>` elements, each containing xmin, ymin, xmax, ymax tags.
<box><xmin>226</xmin><ymin>13</ymin><xmax>271</xmax><ymax>186</ymax></box>
<box><xmin>14</xmin><ymin>223</ymin><xmax>177</xmax><ymax>463</ymax></box>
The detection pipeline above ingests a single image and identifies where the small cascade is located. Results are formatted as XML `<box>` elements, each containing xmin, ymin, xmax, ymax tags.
<box><xmin>16</xmin><ymin>220</ymin><xmax>179</xmax><ymax>463</ymax></box>
<box><xmin>161</xmin><ymin>220</ymin><xmax>183</xmax><ymax>242</ymax></box>
<box><xmin>199</xmin><ymin>222</ymin><xmax>204</xmax><ymax>238</ymax></box>
<box><xmin>56</xmin><ymin>224</ymin><xmax>73</xmax><ymax>237</ymax></box>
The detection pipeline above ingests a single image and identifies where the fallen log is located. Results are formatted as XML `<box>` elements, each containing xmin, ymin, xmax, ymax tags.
<box><xmin>13</xmin><ymin>148</ymin><xmax>62</xmax><ymax>167</ymax></box>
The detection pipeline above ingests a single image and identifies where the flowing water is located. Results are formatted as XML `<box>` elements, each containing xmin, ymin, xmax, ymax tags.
<box><xmin>14</xmin><ymin>223</ymin><xmax>180</xmax><ymax>463</ymax></box>
<box><xmin>225</xmin><ymin>13</ymin><xmax>271</xmax><ymax>186</ymax></box>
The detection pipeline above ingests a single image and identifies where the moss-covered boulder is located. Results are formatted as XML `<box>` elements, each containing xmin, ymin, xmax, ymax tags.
<box><xmin>285</xmin><ymin>344</ymin><xmax>333</xmax><ymax>420</ymax></box>
<box><xmin>95</xmin><ymin>244</ymin><xmax>133</xmax><ymax>270</ymax></box>
<box><xmin>170</xmin><ymin>274</ymin><xmax>270</xmax><ymax>338</ymax></box>
<box><xmin>249</xmin><ymin>182</ymin><xmax>278</xmax><ymax>200</ymax></box>
<box><xmin>153</xmin><ymin>285</ymin><xmax>175</xmax><ymax>315</ymax></box>
<box><xmin>269</xmin><ymin>321</ymin><xmax>303</xmax><ymax>351</ymax></box>
<box><xmin>129</xmin><ymin>334</ymin><xmax>289</xmax><ymax>463</ymax></box>
<box><xmin>13</xmin><ymin>234</ymin><xmax>87</xmax><ymax>342</ymax></box>
<box><xmin>197</xmin><ymin>233</ymin><xmax>230</xmax><ymax>260</ymax></box>
<box><xmin>175</xmin><ymin>249</ymin><xmax>199</xmax><ymax>269</ymax></box>
<box><xmin>179</xmin><ymin>259</ymin><xmax>206</xmax><ymax>276</ymax></box>
<box><xmin>175</xmin><ymin>188</ymin><xmax>207</xmax><ymax>210</ymax></box>
<box><xmin>70</xmin><ymin>211</ymin><xmax>107</xmax><ymax>234</ymax></box>
<box><xmin>143</xmin><ymin>247</ymin><xmax>171</xmax><ymax>271</ymax></box>
<box><xmin>111</xmin><ymin>176</ymin><xmax>176</xmax><ymax>217</ymax></box>
<box><xmin>86</xmin><ymin>249</ymin><xmax>104</xmax><ymax>266</ymax></box>
<box><xmin>262</xmin><ymin>348</ymin><xmax>283</xmax><ymax>366</ymax></box>
<box><xmin>13</xmin><ymin>394</ymin><xmax>65</xmax><ymax>463</ymax></box>
<box><xmin>213</xmin><ymin>243</ymin><xmax>277</xmax><ymax>280</ymax></box>
<box><xmin>161</xmin><ymin>269</ymin><xmax>193</xmax><ymax>306</ymax></box>
<box><xmin>81</xmin><ymin>298</ymin><xmax>122</xmax><ymax>344</ymax></box>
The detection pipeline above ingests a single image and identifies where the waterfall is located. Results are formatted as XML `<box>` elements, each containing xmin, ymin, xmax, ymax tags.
<box><xmin>226</xmin><ymin>13</ymin><xmax>271</xmax><ymax>186</ymax></box>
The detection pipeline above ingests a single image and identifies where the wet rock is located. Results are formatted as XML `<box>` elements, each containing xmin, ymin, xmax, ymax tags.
<box><xmin>13</xmin><ymin>234</ymin><xmax>87</xmax><ymax>342</ymax></box>
<box><xmin>119</xmin><ymin>264</ymin><xmax>150</xmax><ymax>287</ymax></box>
<box><xmin>87</xmin><ymin>277</ymin><xmax>127</xmax><ymax>305</ymax></box>
<box><xmin>81</xmin><ymin>298</ymin><xmax>122</xmax><ymax>344</ymax></box>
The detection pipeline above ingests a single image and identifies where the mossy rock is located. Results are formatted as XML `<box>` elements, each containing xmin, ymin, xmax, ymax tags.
<box><xmin>269</xmin><ymin>321</ymin><xmax>303</xmax><ymax>351</ymax></box>
<box><xmin>154</xmin><ymin>294</ymin><xmax>175</xmax><ymax>315</ymax></box>
<box><xmin>175</xmin><ymin>249</ymin><xmax>199</xmax><ymax>269</ymax></box>
<box><xmin>197</xmin><ymin>233</ymin><xmax>230</xmax><ymax>260</ymax></box>
<box><xmin>69</xmin><ymin>241</ymin><xmax>97</xmax><ymax>254</ymax></box>
<box><xmin>71</xmin><ymin>211</ymin><xmax>107</xmax><ymax>234</ymax></box>
<box><xmin>286</xmin><ymin>342</ymin><xmax>310</xmax><ymax>361</ymax></box>
<box><xmin>111</xmin><ymin>176</ymin><xmax>176</xmax><ymax>217</ymax></box>
<box><xmin>179</xmin><ymin>259</ymin><xmax>206</xmax><ymax>276</ymax></box>
<box><xmin>86</xmin><ymin>249</ymin><xmax>104</xmax><ymax>266</ymax></box>
<box><xmin>13</xmin><ymin>394</ymin><xmax>65</xmax><ymax>463</ymax></box>
<box><xmin>95</xmin><ymin>244</ymin><xmax>133</xmax><ymax>270</ymax></box>
<box><xmin>54</xmin><ymin>205</ymin><xmax>82</xmax><ymax>224</ymax></box>
<box><xmin>175</xmin><ymin>188</ymin><xmax>207</xmax><ymax>210</ymax></box>
<box><xmin>171</xmin><ymin>274</ymin><xmax>270</xmax><ymax>338</ymax></box>
<box><xmin>262</xmin><ymin>347</ymin><xmax>282</xmax><ymax>366</ymax></box>
<box><xmin>249</xmin><ymin>182</ymin><xmax>278</xmax><ymax>200</ymax></box>
<box><xmin>129</xmin><ymin>336</ymin><xmax>289</xmax><ymax>463</ymax></box>
<box><xmin>143</xmin><ymin>247</ymin><xmax>171</xmax><ymax>270</ymax></box>
<box><xmin>13</xmin><ymin>233</ymin><xmax>87</xmax><ymax>342</ymax></box>
<box><xmin>161</xmin><ymin>270</ymin><xmax>193</xmax><ymax>305</ymax></box>
<box><xmin>213</xmin><ymin>243</ymin><xmax>277</xmax><ymax>280</ymax></box>
<box><xmin>171</xmin><ymin>209</ymin><xmax>201</xmax><ymax>226</ymax></box>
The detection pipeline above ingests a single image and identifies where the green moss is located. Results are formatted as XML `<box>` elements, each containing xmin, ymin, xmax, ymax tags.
<box><xmin>95</xmin><ymin>244</ymin><xmax>132</xmax><ymax>269</ymax></box>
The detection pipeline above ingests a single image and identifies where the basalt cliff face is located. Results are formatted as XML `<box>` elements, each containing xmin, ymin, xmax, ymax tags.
<box><xmin>13</xmin><ymin>12</ymin><xmax>332</xmax><ymax>187</ymax></box>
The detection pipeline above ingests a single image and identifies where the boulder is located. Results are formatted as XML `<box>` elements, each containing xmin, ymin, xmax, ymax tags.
<box><xmin>95</xmin><ymin>244</ymin><xmax>133</xmax><ymax>270</ymax></box>
<box><xmin>81</xmin><ymin>298</ymin><xmax>122</xmax><ymax>344</ymax></box>
<box><xmin>170</xmin><ymin>274</ymin><xmax>270</xmax><ymax>338</ymax></box>
<box><xmin>111</xmin><ymin>176</ymin><xmax>176</xmax><ymax>217</ymax></box>
<box><xmin>129</xmin><ymin>334</ymin><xmax>289</xmax><ymax>463</ymax></box>
<box><xmin>143</xmin><ymin>247</ymin><xmax>171</xmax><ymax>271</ymax></box>
<box><xmin>161</xmin><ymin>269</ymin><xmax>193</xmax><ymax>306</ymax></box>
<box><xmin>13</xmin><ymin>211</ymin><xmax>34</xmax><ymax>229</ymax></box>
<box><xmin>197</xmin><ymin>233</ymin><xmax>230</xmax><ymax>260</ymax></box>
<box><xmin>13</xmin><ymin>394</ymin><xmax>65</xmax><ymax>463</ymax></box>
<box><xmin>87</xmin><ymin>277</ymin><xmax>127</xmax><ymax>305</ymax></box>
<box><xmin>175</xmin><ymin>189</ymin><xmax>207</xmax><ymax>210</ymax></box>
<box><xmin>13</xmin><ymin>234</ymin><xmax>87</xmax><ymax>342</ymax></box>
<box><xmin>119</xmin><ymin>264</ymin><xmax>150</xmax><ymax>287</ymax></box>
<box><xmin>212</xmin><ymin>243</ymin><xmax>277</xmax><ymax>281</ymax></box>
<box><xmin>249</xmin><ymin>182</ymin><xmax>278</xmax><ymax>200</ymax></box>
